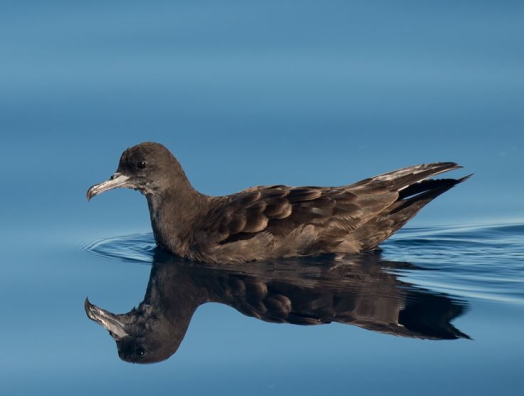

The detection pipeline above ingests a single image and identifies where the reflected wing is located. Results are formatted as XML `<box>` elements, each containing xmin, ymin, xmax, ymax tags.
<box><xmin>223</xmin><ymin>276</ymin><xmax>469</xmax><ymax>340</ymax></box>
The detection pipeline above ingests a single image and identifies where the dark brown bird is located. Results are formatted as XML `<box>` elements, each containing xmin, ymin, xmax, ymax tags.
<box><xmin>87</xmin><ymin>142</ymin><xmax>469</xmax><ymax>264</ymax></box>
<box><xmin>85</xmin><ymin>254</ymin><xmax>470</xmax><ymax>364</ymax></box>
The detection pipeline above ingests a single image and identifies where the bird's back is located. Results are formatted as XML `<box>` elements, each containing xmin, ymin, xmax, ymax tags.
<box><xmin>188</xmin><ymin>162</ymin><xmax>468</xmax><ymax>263</ymax></box>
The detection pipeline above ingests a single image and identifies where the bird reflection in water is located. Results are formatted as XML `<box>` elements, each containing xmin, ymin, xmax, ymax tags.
<box><xmin>85</xmin><ymin>251</ymin><xmax>470</xmax><ymax>364</ymax></box>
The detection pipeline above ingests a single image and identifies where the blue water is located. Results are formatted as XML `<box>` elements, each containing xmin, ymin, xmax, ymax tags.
<box><xmin>86</xmin><ymin>223</ymin><xmax>524</xmax><ymax>307</ymax></box>
<box><xmin>1</xmin><ymin>1</ymin><xmax>524</xmax><ymax>395</ymax></box>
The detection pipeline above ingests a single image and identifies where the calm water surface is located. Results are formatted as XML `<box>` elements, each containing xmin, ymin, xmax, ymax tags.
<box><xmin>12</xmin><ymin>223</ymin><xmax>522</xmax><ymax>396</ymax></box>
<box><xmin>3</xmin><ymin>184</ymin><xmax>523</xmax><ymax>395</ymax></box>
<box><xmin>1</xmin><ymin>1</ymin><xmax>524</xmax><ymax>395</ymax></box>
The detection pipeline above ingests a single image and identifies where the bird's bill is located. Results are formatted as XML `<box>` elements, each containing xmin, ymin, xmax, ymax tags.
<box><xmin>86</xmin><ymin>173</ymin><xmax>130</xmax><ymax>201</ymax></box>
<box><xmin>84</xmin><ymin>298</ymin><xmax>129</xmax><ymax>340</ymax></box>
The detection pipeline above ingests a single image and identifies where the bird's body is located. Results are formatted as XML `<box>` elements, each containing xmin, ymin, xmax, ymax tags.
<box><xmin>85</xmin><ymin>254</ymin><xmax>469</xmax><ymax>364</ymax></box>
<box><xmin>87</xmin><ymin>142</ymin><xmax>469</xmax><ymax>264</ymax></box>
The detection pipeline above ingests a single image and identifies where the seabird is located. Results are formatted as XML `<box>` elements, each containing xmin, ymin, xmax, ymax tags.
<box><xmin>85</xmin><ymin>254</ymin><xmax>469</xmax><ymax>363</ymax></box>
<box><xmin>87</xmin><ymin>142</ymin><xmax>469</xmax><ymax>264</ymax></box>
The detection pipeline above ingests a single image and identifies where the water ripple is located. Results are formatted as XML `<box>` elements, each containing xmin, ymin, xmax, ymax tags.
<box><xmin>83</xmin><ymin>223</ymin><xmax>524</xmax><ymax>305</ymax></box>
<box><xmin>83</xmin><ymin>233</ymin><xmax>156</xmax><ymax>264</ymax></box>
<box><xmin>383</xmin><ymin>223</ymin><xmax>524</xmax><ymax>305</ymax></box>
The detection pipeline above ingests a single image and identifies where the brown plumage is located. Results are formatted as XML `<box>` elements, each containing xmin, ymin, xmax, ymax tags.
<box><xmin>87</xmin><ymin>142</ymin><xmax>470</xmax><ymax>264</ymax></box>
<box><xmin>85</xmin><ymin>254</ymin><xmax>469</xmax><ymax>363</ymax></box>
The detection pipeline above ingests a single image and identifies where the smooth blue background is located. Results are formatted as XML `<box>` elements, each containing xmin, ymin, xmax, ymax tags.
<box><xmin>1</xmin><ymin>1</ymin><xmax>523</xmax><ymax>395</ymax></box>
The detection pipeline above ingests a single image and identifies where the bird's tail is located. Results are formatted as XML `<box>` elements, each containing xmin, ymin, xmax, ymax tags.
<box><xmin>356</xmin><ymin>173</ymin><xmax>471</xmax><ymax>251</ymax></box>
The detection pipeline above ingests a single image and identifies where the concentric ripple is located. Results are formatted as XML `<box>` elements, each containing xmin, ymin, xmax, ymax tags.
<box><xmin>84</xmin><ymin>233</ymin><xmax>156</xmax><ymax>264</ymax></box>
<box><xmin>83</xmin><ymin>223</ymin><xmax>524</xmax><ymax>304</ymax></box>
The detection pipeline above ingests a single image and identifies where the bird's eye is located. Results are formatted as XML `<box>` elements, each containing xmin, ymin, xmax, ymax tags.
<box><xmin>135</xmin><ymin>347</ymin><xmax>146</xmax><ymax>356</ymax></box>
<box><xmin>137</xmin><ymin>161</ymin><xmax>147</xmax><ymax>169</ymax></box>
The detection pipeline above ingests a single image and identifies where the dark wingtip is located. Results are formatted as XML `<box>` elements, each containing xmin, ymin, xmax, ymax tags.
<box><xmin>442</xmin><ymin>161</ymin><xmax>460</xmax><ymax>167</ymax></box>
<box><xmin>438</xmin><ymin>162</ymin><xmax>462</xmax><ymax>172</ymax></box>
<box><xmin>458</xmin><ymin>173</ymin><xmax>473</xmax><ymax>183</ymax></box>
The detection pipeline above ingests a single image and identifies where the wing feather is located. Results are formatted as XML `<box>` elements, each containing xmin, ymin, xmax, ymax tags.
<box><xmin>214</xmin><ymin>185</ymin><xmax>387</xmax><ymax>245</ymax></box>
<box><xmin>210</xmin><ymin>162</ymin><xmax>462</xmax><ymax>248</ymax></box>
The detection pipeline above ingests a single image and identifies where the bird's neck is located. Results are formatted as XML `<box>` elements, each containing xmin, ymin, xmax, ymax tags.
<box><xmin>137</xmin><ymin>263</ymin><xmax>212</xmax><ymax>360</ymax></box>
<box><xmin>146</xmin><ymin>183</ymin><xmax>209</xmax><ymax>257</ymax></box>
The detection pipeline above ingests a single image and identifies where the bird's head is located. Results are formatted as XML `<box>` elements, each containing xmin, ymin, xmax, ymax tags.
<box><xmin>86</xmin><ymin>142</ymin><xmax>185</xmax><ymax>200</ymax></box>
<box><xmin>84</xmin><ymin>298</ymin><xmax>181</xmax><ymax>364</ymax></box>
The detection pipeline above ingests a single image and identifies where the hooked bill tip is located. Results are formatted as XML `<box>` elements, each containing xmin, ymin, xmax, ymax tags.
<box><xmin>84</xmin><ymin>297</ymin><xmax>95</xmax><ymax>316</ymax></box>
<box><xmin>86</xmin><ymin>185</ymin><xmax>99</xmax><ymax>201</ymax></box>
<box><xmin>85</xmin><ymin>173</ymin><xmax>131</xmax><ymax>201</ymax></box>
